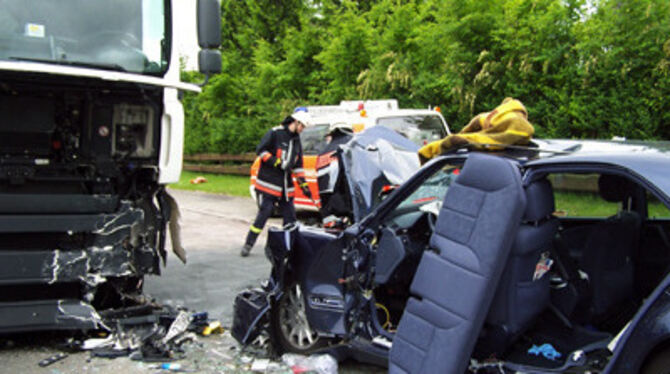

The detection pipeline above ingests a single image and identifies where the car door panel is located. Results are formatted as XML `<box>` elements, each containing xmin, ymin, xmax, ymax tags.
<box><xmin>299</xmin><ymin>232</ymin><xmax>349</xmax><ymax>335</ymax></box>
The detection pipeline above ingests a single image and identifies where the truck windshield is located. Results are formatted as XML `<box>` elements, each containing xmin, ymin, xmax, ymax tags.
<box><xmin>376</xmin><ymin>115</ymin><xmax>447</xmax><ymax>146</ymax></box>
<box><xmin>0</xmin><ymin>0</ymin><xmax>169</xmax><ymax>75</ymax></box>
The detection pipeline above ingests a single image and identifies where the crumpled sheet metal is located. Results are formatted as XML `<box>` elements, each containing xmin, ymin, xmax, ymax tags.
<box><xmin>163</xmin><ymin>191</ymin><xmax>187</xmax><ymax>264</ymax></box>
<box><xmin>340</xmin><ymin>126</ymin><xmax>420</xmax><ymax>221</ymax></box>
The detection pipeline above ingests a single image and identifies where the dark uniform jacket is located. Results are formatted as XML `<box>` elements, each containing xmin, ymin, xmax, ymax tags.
<box><xmin>254</xmin><ymin>125</ymin><xmax>305</xmax><ymax>199</ymax></box>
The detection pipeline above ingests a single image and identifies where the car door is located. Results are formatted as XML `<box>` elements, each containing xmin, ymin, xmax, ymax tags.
<box><xmin>300</xmin><ymin>155</ymin><xmax>463</xmax><ymax>337</ymax></box>
<box><xmin>299</xmin><ymin>228</ymin><xmax>364</xmax><ymax>336</ymax></box>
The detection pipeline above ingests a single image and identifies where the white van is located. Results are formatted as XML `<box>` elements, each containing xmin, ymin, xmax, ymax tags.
<box><xmin>300</xmin><ymin>99</ymin><xmax>451</xmax><ymax>150</ymax></box>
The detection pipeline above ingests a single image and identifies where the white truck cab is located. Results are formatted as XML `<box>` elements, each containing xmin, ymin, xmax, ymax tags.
<box><xmin>0</xmin><ymin>0</ymin><xmax>221</xmax><ymax>332</ymax></box>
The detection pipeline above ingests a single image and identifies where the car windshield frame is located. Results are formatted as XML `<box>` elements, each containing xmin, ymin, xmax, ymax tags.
<box><xmin>0</xmin><ymin>0</ymin><xmax>171</xmax><ymax>76</ymax></box>
<box><xmin>358</xmin><ymin>155</ymin><xmax>466</xmax><ymax>228</ymax></box>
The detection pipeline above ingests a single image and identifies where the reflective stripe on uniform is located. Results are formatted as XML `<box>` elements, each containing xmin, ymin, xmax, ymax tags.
<box><xmin>249</xmin><ymin>225</ymin><xmax>262</xmax><ymax>234</ymax></box>
<box><xmin>255</xmin><ymin>184</ymin><xmax>282</xmax><ymax>197</ymax></box>
<box><xmin>255</xmin><ymin>179</ymin><xmax>282</xmax><ymax>192</ymax></box>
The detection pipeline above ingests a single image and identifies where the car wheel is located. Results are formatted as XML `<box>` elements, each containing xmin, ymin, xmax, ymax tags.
<box><xmin>641</xmin><ymin>346</ymin><xmax>670</xmax><ymax>374</ymax></box>
<box><xmin>271</xmin><ymin>283</ymin><xmax>325</xmax><ymax>353</ymax></box>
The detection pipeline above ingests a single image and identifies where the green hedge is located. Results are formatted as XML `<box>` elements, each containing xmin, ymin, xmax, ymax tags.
<box><xmin>183</xmin><ymin>0</ymin><xmax>670</xmax><ymax>155</ymax></box>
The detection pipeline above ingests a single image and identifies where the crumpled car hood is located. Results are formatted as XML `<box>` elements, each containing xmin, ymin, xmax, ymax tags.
<box><xmin>339</xmin><ymin>126</ymin><xmax>420</xmax><ymax>222</ymax></box>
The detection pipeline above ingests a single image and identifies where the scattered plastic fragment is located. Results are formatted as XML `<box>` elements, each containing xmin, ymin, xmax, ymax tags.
<box><xmin>189</xmin><ymin>176</ymin><xmax>208</xmax><ymax>184</ymax></box>
<box><xmin>528</xmin><ymin>343</ymin><xmax>562</xmax><ymax>361</ymax></box>
<box><xmin>251</xmin><ymin>358</ymin><xmax>270</xmax><ymax>372</ymax></box>
<box><xmin>81</xmin><ymin>336</ymin><xmax>115</xmax><ymax>350</ymax></box>
<box><xmin>281</xmin><ymin>353</ymin><xmax>338</xmax><ymax>374</ymax></box>
<box><xmin>163</xmin><ymin>311</ymin><xmax>191</xmax><ymax>344</ymax></box>
<box><xmin>201</xmin><ymin>320</ymin><xmax>223</xmax><ymax>336</ymax></box>
<box><xmin>38</xmin><ymin>352</ymin><xmax>68</xmax><ymax>367</ymax></box>
<box><xmin>154</xmin><ymin>362</ymin><xmax>189</xmax><ymax>372</ymax></box>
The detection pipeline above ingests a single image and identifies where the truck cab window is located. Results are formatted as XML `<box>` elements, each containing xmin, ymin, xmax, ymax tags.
<box><xmin>0</xmin><ymin>0</ymin><xmax>168</xmax><ymax>74</ymax></box>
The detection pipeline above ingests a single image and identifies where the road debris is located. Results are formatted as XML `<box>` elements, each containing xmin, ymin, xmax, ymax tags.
<box><xmin>281</xmin><ymin>353</ymin><xmax>338</xmax><ymax>374</ymax></box>
<box><xmin>38</xmin><ymin>352</ymin><xmax>68</xmax><ymax>367</ymax></box>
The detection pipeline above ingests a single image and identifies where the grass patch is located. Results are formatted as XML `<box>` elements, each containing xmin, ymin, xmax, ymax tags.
<box><xmin>170</xmin><ymin>170</ymin><xmax>251</xmax><ymax>197</ymax></box>
<box><xmin>554</xmin><ymin>191</ymin><xmax>619</xmax><ymax>217</ymax></box>
<box><xmin>555</xmin><ymin>191</ymin><xmax>670</xmax><ymax>218</ymax></box>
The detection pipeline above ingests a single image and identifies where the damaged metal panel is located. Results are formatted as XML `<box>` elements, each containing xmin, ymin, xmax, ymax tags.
<box><xmin>340</xmin><ymin>126</ymin><xmax>420</xmax><ymax>221</ymax></box>
<box><xmin>0</xmin><ymin>246</ymin><xmax>142</xmax><ymax>285</ymax></box>
<box><xmin>0</xmin><ymin>201</ymin><xmax>151</xmax><ymax>285</ymax></box>
<box><xmin>0</xmin><ymin>201</ymin><xmax>142</xmax><ymax>233</ymax></box>
<box><xmin>0</xmin><ymin>299</ymin><xmax>103</xmax><ymax>333</ymax></box>
<box><xmin>0</xmin><ymin>193</ymin><xmax>118</xmax><ymax>214</ymax></box>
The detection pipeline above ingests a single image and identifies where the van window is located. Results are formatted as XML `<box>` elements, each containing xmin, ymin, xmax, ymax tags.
<box><xmin>376</xmin><ymin>115</ymin><xmax>446</xmax><ymax>146</ymax></box>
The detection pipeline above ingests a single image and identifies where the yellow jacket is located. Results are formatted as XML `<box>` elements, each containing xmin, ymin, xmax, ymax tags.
<box><xmin>419</xmin><ymin>98</ymin><xmax>534</xmax><ymax>163</ymax></box>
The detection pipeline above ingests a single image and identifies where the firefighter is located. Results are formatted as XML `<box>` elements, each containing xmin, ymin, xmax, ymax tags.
<box><xmin>241</xmin><ymin>111</ymin><xmax>312</xmax><ymax>257</ymax></box>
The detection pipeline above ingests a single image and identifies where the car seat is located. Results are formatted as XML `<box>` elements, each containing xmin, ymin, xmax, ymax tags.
<box><xmin>482</xmin><ymin>178</ymin><xmax>558</xmax><ymax>353</ymax></box>
<box><xmin>579</xmin><ymin>174</ymin><xmax>640</xmax><ymax>319</ymax></box>
<box><xmin>388</xmin><ymin>153</ymin><xmax>526</xmax><ymax>374</ymax></box>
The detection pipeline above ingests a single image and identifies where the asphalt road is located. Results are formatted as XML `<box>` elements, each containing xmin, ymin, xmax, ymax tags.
<box><xmin>144</xmin><ymin>188</ymin><xmax>275</xmax><ymax>326</ymax></box>
<box><xmin>0</xmin><ymin>189</ymin><xmax>384</xmax><ymax>373</ymax></box>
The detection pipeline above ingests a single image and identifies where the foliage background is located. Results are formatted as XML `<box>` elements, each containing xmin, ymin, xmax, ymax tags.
<box><xmin>182</xmin><ymin>0</ymin><xmax>670</xmax><ymax>154</ymax></box>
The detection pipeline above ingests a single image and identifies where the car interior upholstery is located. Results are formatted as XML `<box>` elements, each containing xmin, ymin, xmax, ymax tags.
<box><xmin>375</xmin><ymin>168</ymin><xmax>666</xmax><ymax>371</ymax></box>
<box><xmin>389</xmin><ymin>153</ymin><xmax>526</xmax><ymax>374</ymax></box>
<box><xmin>480</xmin><ymin>177</ymin><xmax>558</xmax><ymax>354</ymax></box>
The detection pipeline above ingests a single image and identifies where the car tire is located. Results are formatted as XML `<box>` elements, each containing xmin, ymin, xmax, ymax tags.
<box><xmin>270</xmin><ymin>282</ymin><xmax>326</xmax><ymax>354</ymax></box>
<box><xmin>641</xmin><ymin>346</ymin><xmax>670</xmax><ymax>374</ymax></box>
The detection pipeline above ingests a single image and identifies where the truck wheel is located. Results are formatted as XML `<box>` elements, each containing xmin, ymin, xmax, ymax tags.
<box><xmin>271</xmin><ymin>283</ymin><xmax>325</xmax><ymax>354</ymax></box>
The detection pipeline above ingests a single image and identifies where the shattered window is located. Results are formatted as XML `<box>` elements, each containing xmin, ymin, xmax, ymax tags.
<box><xmin>395</xmin><ymin>165</ymin><xmax>459</xmax><ymax>211</ymax></box>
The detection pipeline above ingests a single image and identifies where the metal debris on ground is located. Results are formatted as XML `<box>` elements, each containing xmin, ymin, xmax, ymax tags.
<box><xmin>38</xmin><ymin>303</ymin><xmax>342</xmax><ymax>373</ymax></box>
<box><xmin>37</xmin><ymin>352</ymin><xmax>68</xmax><ymax>367</ymax></box>
<box><xmin>76</xmin><ymin>305</ymin><xmax>219</xmax><ymax>364</ymax></box>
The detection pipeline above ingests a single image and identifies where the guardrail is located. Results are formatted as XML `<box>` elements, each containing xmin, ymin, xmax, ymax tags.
<box><xmin>183</xmin><ymin>153</ymin><xmax>255</xmax><ymax>176</ymax></box>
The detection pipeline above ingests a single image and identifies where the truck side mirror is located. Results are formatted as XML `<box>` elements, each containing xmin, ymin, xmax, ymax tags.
<box><xmin>197</xmin><ymin>0</ymin><xmax>221</xmax><ymax>49</ymax></box>
<box><xmin>198</xmin><ymin>49</ymin><xmax>221</xmax><ymax>76</ymax></box>
<box><xmin>196</xmin><ymin>0</ymin><xmax>222</xmax><ymax>83</ymax></box>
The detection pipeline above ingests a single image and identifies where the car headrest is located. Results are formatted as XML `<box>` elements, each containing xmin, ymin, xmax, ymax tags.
<box><xmin>457</xmin><ymin>153</ymin><xmax>522</xmax><ymax>192</ymax></box>
<box><xmin>598</xmin><ymin>174</ymin><xmax>633</xmax><ymax>203</ymax></box>
<box><xmin>524</xmin><ymin>179</ymin><xmax>555</xmax><ymax>222</ymax></box>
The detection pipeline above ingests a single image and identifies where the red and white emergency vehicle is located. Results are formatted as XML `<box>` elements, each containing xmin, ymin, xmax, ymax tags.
<box><xmin>250</xmin><ymin>100</ymin><xmax>451</xmax><ymax>212</ymax></box>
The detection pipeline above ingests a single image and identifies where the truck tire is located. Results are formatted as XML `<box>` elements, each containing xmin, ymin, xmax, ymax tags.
<box><xmin>271</xmin><ymin>282</ymin><xmax>326</xmax><ymax>354</ymax></box>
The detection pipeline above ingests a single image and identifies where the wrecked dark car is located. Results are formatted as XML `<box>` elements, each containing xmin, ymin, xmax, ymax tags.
<box><xmin>233</xmin><ymin>139</ymin><xmax>670</xmax><ymax>373</ymax></box>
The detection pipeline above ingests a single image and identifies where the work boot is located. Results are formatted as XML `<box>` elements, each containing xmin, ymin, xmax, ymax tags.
<box><xmin>240</xmin><ymin>244</ymin><xmax>252</xmax><ymax>257</ymax></box>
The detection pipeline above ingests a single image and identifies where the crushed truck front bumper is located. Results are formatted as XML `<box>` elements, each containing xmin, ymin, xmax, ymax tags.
<box><xmin>0</xmin><ymin>201</ymin><xmax>160</xmax><ymax>333</ymax></box>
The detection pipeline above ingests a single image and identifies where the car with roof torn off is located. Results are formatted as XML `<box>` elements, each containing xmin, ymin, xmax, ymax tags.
<box><xmin>233</xmin><ymin>139</ymin><xmax>670</xmax><ymax>373</ymax></box>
